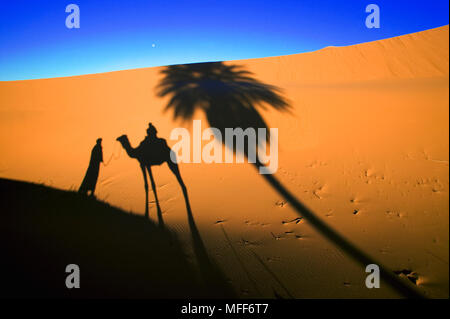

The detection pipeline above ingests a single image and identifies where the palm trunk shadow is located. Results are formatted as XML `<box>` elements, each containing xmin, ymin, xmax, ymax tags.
<box><xmin>253</xmin><ymin>161</ymin><xmax>425</xmax><ymax>299</ymax></box>
<box><xmin>156</xmin><ymin>61</ymin><xmax>425</xmax><ymax>299</ymax></box>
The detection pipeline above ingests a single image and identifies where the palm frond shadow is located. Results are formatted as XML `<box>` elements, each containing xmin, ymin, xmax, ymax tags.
<box><xmin>156</xmin><ymin>62</ymin><xmax>424</xmax><ymax>299</ymax></box>
<box><xmin>158</xmin><ymin>62</ymin><xmax>290</xmax><ymax>148</ymax></box>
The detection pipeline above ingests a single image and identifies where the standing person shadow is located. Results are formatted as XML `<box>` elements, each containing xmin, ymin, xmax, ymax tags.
<box><xmin>79</xmin><ymin>138</ymin><xmax>103</xmax><ymax>197</ymax></box>
<box><xmin>116</xmin><ymin>123</ymin><xmax>190</xmax><ymax>227</ymax></box>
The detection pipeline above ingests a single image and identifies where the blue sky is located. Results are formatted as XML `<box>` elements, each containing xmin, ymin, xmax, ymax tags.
<box><xmin>0</xmin><ymin>0</ymin><xmax>448</xmax><ymax>81</ymax></box>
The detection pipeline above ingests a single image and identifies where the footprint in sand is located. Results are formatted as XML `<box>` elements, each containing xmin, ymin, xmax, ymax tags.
<box><xmin>394</xmin><ymin>269</ymin><xmax>420</xmax><ymax>285</ymax></box>
<box><xmin>240</xmin><ymin>238</ymin><xmax>262</xmax><ymax>247</ymax></box>
<box><xmin>270</xmin><ymin>232</ymin><xmax>285</xmax><ymax>241</ymax></box>
<box><xmin>294</xmin><ymin>234</ymin><xmax>307</xmax><ymax>240</ymax></box>
<box><xmin>275</xmin><ymin>200</ymin><xmax>288</xmax><ymax>208</ymax></box>
<box><xmin>244</xmin><ymin>220</ymin><xmax>269</xmax><ymax>227</ymax></box>
<box><xmin>281</xmin><ymin>217</ymin><xmax>303</xmax><ymax>225</ymax></box>
<box><xmin>214</xmin><ymin>219</ymin><xmax>227</xmax><ymax>225</ymax></box>
<box><xmin>313</xmin><ymin>184</ymin><xmax>330</xmax><ymax>199</ymax></box>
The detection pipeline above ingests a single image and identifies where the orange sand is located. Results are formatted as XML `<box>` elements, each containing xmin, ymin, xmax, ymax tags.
<box><xmin>0</xmin><ymin>26</ymin><xmax>448</xmax><ymax>298</ymax></box>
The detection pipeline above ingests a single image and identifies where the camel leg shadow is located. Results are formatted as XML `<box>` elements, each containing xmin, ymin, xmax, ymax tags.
<box><xmin>140</xmin><ymin>164</ymin><xmax>149</xmax><ymax>219</ymax></box>
<box><xmin>146</xmin><ymin>165</ymin><xmax>164</xmax><ymax>227</ymax></box>
<box><xmin>167</xmin><ymin>161</ymin><xmax>192</xmax><ymax>216</ymax></box>
<box><xmin>167</xmin><ymin>160</ymin><xmax>234</xmax><ymax>297</ymax></box>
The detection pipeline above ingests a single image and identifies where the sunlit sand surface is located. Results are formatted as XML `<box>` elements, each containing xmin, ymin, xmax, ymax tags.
<box><xmin>0</xmin><ymin>26</ymin><xmax>448</xmax><ymax>298</ymax></box>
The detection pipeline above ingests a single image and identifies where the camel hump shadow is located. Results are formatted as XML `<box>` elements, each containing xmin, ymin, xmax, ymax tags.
<box><xmin>116</xmin><ymin>134</ymin><xmax>175</xmax><ymax>167</ymax></box>
<box><xmin>138</xmin><ymin>136</ymin><xmax>172</xmax><ymax>166</ymax></box>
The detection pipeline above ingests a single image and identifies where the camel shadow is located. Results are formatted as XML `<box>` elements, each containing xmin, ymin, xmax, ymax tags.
<box><xmin>117</xmin><ymin>123</ymin><xmax>234</xmax><ymax>296</ymax></box>
<box><xmin>116</xmin><ymin>123</ymin><xmax>189</xmax><ymax>227</ymax></box>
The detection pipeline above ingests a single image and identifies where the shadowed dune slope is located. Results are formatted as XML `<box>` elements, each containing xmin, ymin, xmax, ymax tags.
<box><xmin>0</xmin><ymin>178</ymin><xmax>235</xmax><ymax>298</ymax></box>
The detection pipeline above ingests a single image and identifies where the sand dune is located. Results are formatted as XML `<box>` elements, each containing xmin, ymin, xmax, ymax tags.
<box><xmin>0</xmin><ymin>26</ymin><xmax>448</xmax><ymax>298</ymax></box>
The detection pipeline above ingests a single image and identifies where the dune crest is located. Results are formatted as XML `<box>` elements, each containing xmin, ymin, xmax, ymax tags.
<box><xmin>240</xmin><ymin>25</ymin><xmax>448</xmax><ymax>84</ymax></box>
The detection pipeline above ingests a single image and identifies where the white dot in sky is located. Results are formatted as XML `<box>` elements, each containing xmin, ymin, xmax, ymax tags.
<box><xmin>152</xmin><ymin>43</ymin><xmax>156</xmax><ymax>48</ymax></box>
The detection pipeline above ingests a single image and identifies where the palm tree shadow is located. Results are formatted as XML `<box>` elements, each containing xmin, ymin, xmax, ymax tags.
<box><xmin>157</xmin><ymin>62</ymin><xmax>290</xmax><ymax>149</ymax></box>
<box><xmin>156</xmin><ymin>62</ymin><xmax>424</xmax><ymax>299</ymax></box>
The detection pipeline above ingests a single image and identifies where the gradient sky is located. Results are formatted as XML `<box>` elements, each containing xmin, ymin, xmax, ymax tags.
<box><xmin>0</xmin><ymin>0</ymin><xmax>448</xmax><ymax>81</ymax></box>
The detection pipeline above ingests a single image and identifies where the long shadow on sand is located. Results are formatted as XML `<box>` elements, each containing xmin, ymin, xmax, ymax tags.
<box><xmin>116</xmin><ymin>123</ymin><xmax>234</xmax><ymax>297</ymax></box>
<box><xmin>0</xmin><ymin>177</ymin><xmax>235</xmax><ymax>298</ymax></box>
<box><xmin>157</xmin><ymin>62</ymin><xmax>424</xmax><ymax>299</ymax></box>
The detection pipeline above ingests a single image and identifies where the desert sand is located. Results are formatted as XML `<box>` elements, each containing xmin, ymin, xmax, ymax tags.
<box><xmin>0</xmin><ymin>25</ymin><xmax>448</xmax><ymax>298</ymax></box>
